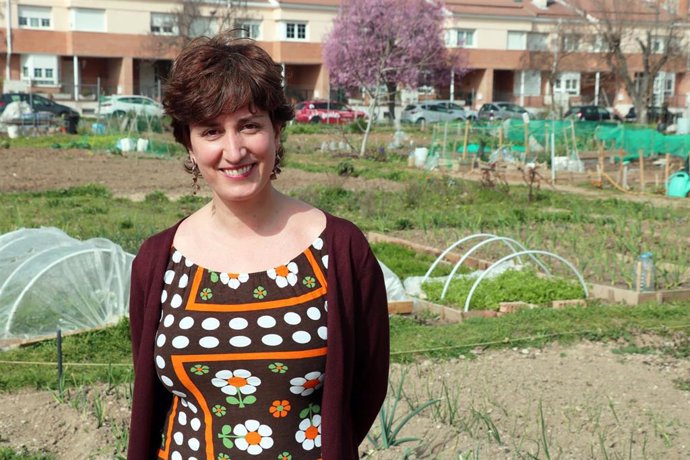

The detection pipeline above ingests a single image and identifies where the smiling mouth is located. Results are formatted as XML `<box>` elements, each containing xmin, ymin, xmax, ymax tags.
<box><xmin>221</xmin><ymin>164</ymin><xmax>253</xmax><ymax>178</ymax></box>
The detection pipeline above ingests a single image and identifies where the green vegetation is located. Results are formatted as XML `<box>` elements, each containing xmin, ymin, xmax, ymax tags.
<box><xmin>0</xmin><ymin>449</ymin><xmax>54</xmax><ymax>460</ymax></box>
<box><xmin>423</xmin><ymin>268</ymin><xmax>585</xmax><ymax>310</ymax></box>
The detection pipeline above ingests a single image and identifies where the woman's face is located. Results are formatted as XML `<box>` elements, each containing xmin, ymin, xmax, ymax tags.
<box><xmin>189</xmin><ymin>106</ymin><xmax>280</xmax><ymax>205</ymax></box>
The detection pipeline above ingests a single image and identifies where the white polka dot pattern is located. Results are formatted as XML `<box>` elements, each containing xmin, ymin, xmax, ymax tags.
<box><xmin>318</xmin><ymin>326</ymin><xmax>327</xmax><ymax>340</ymax></box>
<box><xmin>171</xmin><ymin>451</ymin><xmax>181</xmax><ymax>460</ymax></box>
<box><xmin>199</xmin><ymin>336</ymin><xmax>219</xmax><ymax>349</ymax></box>
<box><xmin>229</xmin><ymin>318</ymin><xmax>248</xmax><ymax>330</ymax></box>
<box><xmin>190</xmin><ymin>418</ymin><xmax>201</xmax><ymax>431</ymax></box>
<box><xmin>292</xmin><ymin>330</ymin><xmax>311</xmax><ymax>344</ymax></box>
<box><xmin>172</xmin><ymin>336</ymin><xmax>190</xmax><ymax>349</ymax></box>
<box><xmin>170</xmin><ymin>294</ymin><xmax>183</xmax><ymax>309</ymax></box>
<box><xmin>160</xmin><ymin>375</ymin><xmax>173</xmax><ymax>387</ymax></box>
<box><xmin>178</xmin><ymin>273</ymin><xmax>189</xmax><ymax>288</ymax></box>
<box><xmin>164</xmin><ymin>270</ymin><xmax>175</xmax><ymax>285</ymax></box>
<box><xmin>178</xmin><ymin>411</ymin><xmax>187</xmax><ymax>425</ymax></box>
<box><xmin>156</xmin><ymin>334</ymin><xmax>166</xmax><ymax>347</ymax></box>
<box><xmin>156</xmin><ymin>356</ymin><xmax>165</xmax><ymax>369</ymax></box>
<box><xmin>201</xmin><ymin>318</ymin><xmax>219</xmax><ymax>330</ymax></box>
<box><xmin>172</xmin><ymin>250</ymin><xmax>182</xmax><ymax>263</ymax></box>
<box><xmin>173</xmin><ymin>432</ymin><xmax>183</xmax><ymax>445</ymax></box>
<box><xmin>229</xmin><ymin>336</ymin><xmax>251</xmax><ymax>347</ymax></box>
<box><xmin>161</xmin><ymin>290</ymin><xmax>168</xmax><ymax>303</ymax></box>
<box><xmin>257</xmin><ymin>315</ymin><xmax>276</xmax><ymax>328</ymax></box>
<box><xmin>188</xmin><ymin>438</ymin><xmax>200</xmax><ymax>451</ymax></box>
<box><xmin>163</xmin><ymin>314</ymin><xmax>175</xmax><ymax>328</ymax></box>
<box><xmin>284</xmin><ymin>312</ymin><xmax>301</xmax><ymax>325</ymax></box>
<box><xmin>261</xmin><ymin>334</ymin><xmax>283</xmax><ymax>346</ymax></box>
<box><xmin>178</xmin><ymin>316</ymin><xmax>194</xmax><ymax>330</ymax></box>
<box><xmin>307</xmin><ymin>307</ymin><xmax>321</xmax><ymax>320</ymax></box>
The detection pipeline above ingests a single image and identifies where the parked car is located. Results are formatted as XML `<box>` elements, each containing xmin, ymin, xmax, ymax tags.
<box><xmin>0</xmin><ymin>92</ymin><xmax>80</xmax><ymax>133</ymax></box>
<box><xmin>624</xmin><ymin>106</ymin><xmax>676</xmax><ymax>124</ymax></box>
<box><xmin>97</xmin><ymin>95</ymin><xmax>164</xmax><ymax>118</ymax></box>
<box><xmin>433</xmin><ymin>100</ymin><xmax>477</xmax><ymax>121</ymax></box>
<box><xmin>401</xmin><ymin>101</ymin><xmax>470</xmax><ymax>124</ymax></box>
<box><xmin>477</xmin><ymin>102</ymin><xmax>529</xmax><ymax>121</ymax></box>
<box><xmin>293</xmin><ymin>100</ymin><xmax>366</xmax><ymax>124</ymax></box>
<box><xmin>564</xmin><ymin>105</ymin><xmax>621</xmax><ymax>122</ymax></box>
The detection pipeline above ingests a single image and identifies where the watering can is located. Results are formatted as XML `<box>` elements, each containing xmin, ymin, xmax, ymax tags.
<box><xmin>666</xmin><ymin>171</ymin><xmax>690</xmax><ymax>198</ymax></box>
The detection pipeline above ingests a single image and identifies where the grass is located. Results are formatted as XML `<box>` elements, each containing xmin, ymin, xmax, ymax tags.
<box><xmin>0</xmin><ymin>449</ymin><xmax>54</xmax><ymax>460</ymax></box>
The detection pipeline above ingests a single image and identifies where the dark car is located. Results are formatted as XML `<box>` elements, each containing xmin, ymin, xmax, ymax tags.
<box><xmin>564</xmin><ymin>105</ymin><xmax>621</xmax><ymax>122</ymax></box>
<box><xmin>624</xmin><ymin>106</ymin><xmax>676</xmax><ymax>124</ymax></box>
<box><xmin>0</xmin><ymin>92</ymin><xmax>80</xmax><ymax>133</ymax></box>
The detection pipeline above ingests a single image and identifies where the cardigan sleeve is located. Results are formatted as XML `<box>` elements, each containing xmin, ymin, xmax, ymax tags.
<box><xmin>350</xmin><ymin>233</ymin><xmax>390</xmax><ymax>445</ymax></box>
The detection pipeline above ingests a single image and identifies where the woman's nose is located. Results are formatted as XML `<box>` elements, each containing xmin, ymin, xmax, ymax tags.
<box><xmin>222</xmin><ymin>132</ymin><xmax>246</xmax><ymax>162</ymax></box>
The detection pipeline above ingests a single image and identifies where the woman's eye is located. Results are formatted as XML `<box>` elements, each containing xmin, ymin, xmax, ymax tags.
<box><xmin>202</xmin><ymin>128</ymin><xmax>220</xmax><ymax>137</ymax></box>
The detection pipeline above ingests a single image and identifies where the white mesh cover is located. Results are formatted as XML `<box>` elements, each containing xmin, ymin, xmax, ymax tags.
<box><xmin>0</xmin><ymin>227</ymin><xmax>134</xmax><ymax>340</ymax></box>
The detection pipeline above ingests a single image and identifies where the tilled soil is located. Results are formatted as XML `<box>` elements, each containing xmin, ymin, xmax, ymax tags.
<box><xmin>1</xmin><ymin>147</ymin><xmax>689</xmax><ymax>459</ymax></box>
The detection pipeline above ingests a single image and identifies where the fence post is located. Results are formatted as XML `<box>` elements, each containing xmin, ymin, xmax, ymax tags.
<box><xmin>639</xmin><ymin>149</ymin><xmax>645</xmax><ymax>193</ymax></box>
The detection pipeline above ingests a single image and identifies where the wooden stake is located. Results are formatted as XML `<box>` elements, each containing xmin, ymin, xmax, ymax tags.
<box><xmin>664</xmin><ymin>153</ymin><xmax>671</xmax><ymax>191</ymax></box>
<box><xmin>618</xmin><ymin>149</ymin><xmax>624</xmax><ymax>185</ymax></box>
<box><xmin>463</xmin><ymin>119</ymin><xmax>470</xmax><ymax>161</ymax></box>
<box><xmin>639</xmin><ymin>149</ymin><xmax>645</xmax><ymax>193</ymax></box>
<box><xmin>524</xmin><ymin>121</ymin><xmax>530</xmax><ymax>158</ymax></box>
<box><xmin>598</xmin><ymin>142</ymin><xmax>604</xmax><ymax>185</ymax></box>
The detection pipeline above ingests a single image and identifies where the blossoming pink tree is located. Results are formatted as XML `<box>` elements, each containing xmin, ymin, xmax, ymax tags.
<box><xmin>323</xmin><ymin>0</ymin><xmax>466</xmax><ymax>155</ymax></box>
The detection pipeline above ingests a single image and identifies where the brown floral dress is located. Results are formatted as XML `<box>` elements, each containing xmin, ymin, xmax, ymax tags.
<box><xmin>154</xmin><ymin>234</ymin><xmax>328</xmax><ymax>460</ymax></box>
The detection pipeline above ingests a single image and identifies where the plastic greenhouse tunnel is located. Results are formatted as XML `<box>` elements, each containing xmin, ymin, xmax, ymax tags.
<box><xmin>0</xmin><ymin>227</ymin><xmax>133</xmax><ymax>346</ymax></box>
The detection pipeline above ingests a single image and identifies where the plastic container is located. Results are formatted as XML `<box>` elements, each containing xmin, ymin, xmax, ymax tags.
<box><xmin>634</xmin><ymin>252</ymin><xmax>656</xmax><ymax>292</ymax></box>
<box><xmin>413</xmin><ymin>147</ymin><xmax>428</xmax><ymax>168</ymax></box>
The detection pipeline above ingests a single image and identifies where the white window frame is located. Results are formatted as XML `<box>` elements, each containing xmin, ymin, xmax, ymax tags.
<box><xmin>20</xmin><ymin>54</ymin><xmax>59</xmax><ymax>86</ymax></box>
<box><xmin>18</xmin><ymin>6</ymin><xmax>52</xmax><ymax>30</ymax></box>
<box><xmin>235</xmin><ymin>19</ymin><xmax>261</xmax><ymax>40</ymax></box>
<box><xmin>283</xmin><ymin>21</ymin><xmax>307</xmax><ymax>41</ymax></box>
<box><xmin>653</xmin><ymin>71</ymin><xmax>675</xmax><ymax>105</ymax></box>
<box><xmin>591</xmin><ymin>35</ymin><xmax>606</xmax><ymax>52</ymax></box>
<box><xmin>507</xmin><ymin>31</ymin><xmax>526</xmax><ymax>50</ymax></box>
<box><xmin>554</xmin><ymin>72</ymin><xmax>581</xmax><ymax>95</ymax></box>
<box><xmin>71</xmin><ymin>8</ymin><xmax>106</xmax><ymax>32</ymax></box>
<box><xmin>445</xmin><ymin>28</ymin><xmax>475</xmax><ymax>48</ymax></box>
<box><xmin>189</xmin><ymin>16</ymin><xmax>218</xmax><ymax>38</ymax></box>
<box><xmin>151</xmin><ymin>13</ymin><xmax>178</xmax><ymax>35</ymax></box>
<box><xmin>651</xmin><ymin>36</ymin><xmax>666</xmax><ymax>54</ymax></box>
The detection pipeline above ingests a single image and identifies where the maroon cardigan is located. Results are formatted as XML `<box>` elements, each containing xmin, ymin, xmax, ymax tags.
<box><xmin>127</xmin><ymin>212</ymin><xmax>390</xmax><ymax>459</ymax></box>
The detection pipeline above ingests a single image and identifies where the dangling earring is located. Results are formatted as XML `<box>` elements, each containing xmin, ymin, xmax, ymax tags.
<box><xmin>271</xmin><ymin>148</ymin><xmax>283</xmax><ymax>180</ymax></box>
<box><xmin>191</xmin><ymin>161</ymin><xmax>201</xmax><ymax>195</ymax></box>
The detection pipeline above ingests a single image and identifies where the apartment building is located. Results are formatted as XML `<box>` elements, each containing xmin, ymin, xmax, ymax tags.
<box><xmin>0</xmin><ymin>0</ymin><xmax>688</xmax><ymax>113</ymax></box>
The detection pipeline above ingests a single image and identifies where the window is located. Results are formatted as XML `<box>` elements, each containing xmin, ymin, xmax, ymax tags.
<box><xmin>514</xmin><ymin>70</ymin><xmax>541</xmax><ymax>96</ymax></box>
<box><xmin>151</xmin><ymin>13</ymin><xmax>178</xmax><ymax>35</ymax></box>
<box><xmin>445</xmin><ymin>29</ymin><xmax>475</xmax><ymax>48</ymax></box>
<box><xmin>235</xmin><ymin>20</ymin><xmax>261</xmax><ymax>39</ymax></box>
<box><xmin>507</xmin><ymin>31</ymin><xmax>526</xmax><ymax>50</ymax></box>
<box><xmin>562</xmin><ymin>34</ymin><xmax>581</xmax><ymax>52</ymax></box>
<box><xmin>72</xmin><ymin>8</ymin><xmax>105</xmax><ymax>32</ymax></box>
<box><xmin>651</xmin><ymin>36</ymin><xmax>666</xmax><ymax>53</ymax></box>
<box><xmin>526</xmin><ymin>32</ymin><xmax>548</xmax><ymax>51</ymax></box>
<box><xmin>20</xmin><ymin>54</ymin><xmax>58</xmax><ymax>86</ymax></box>
<box><xmin>189</xmin><ymin>17</ymin><xmax>217</xmax><ymax>37</ymax></box>
<box><xmin>554</xmin><ymin>72</ymin><xmax>581</xmax><ymax>95</ymax></box>
<box><xmin>18</xmin><ymin>6</ymin><xmax>52</xmax><ymax>30</ymax></box>
<box><xmin>284</xmin><ymin>22</ymin><xmax>307</xmax><ymax>40</ymax></box>
<box><xmin>591</xmin><ymin>35</ymin><xmax>606</xmax><ymax>52</ymax></box>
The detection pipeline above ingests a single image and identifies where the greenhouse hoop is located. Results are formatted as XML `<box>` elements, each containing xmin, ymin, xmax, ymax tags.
<box><xmin>463</xmin><ymin>250</ymin><xmax>588</xmax><ymax>312</ymax></box>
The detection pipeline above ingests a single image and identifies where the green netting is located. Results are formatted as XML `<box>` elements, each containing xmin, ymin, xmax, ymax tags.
<box><xmin>426</xmin><ymin>119</ymin><xmax>690</xmax><ymax>164</ymax></box>
<box><xmin>595</xmin><ymin>125</ymin><xmax>690</xmax><ymax>160</ymax></box>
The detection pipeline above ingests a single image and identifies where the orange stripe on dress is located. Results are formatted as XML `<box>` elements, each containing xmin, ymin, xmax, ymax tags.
<box><xmin>187</xmin><ymin>248</ymin><xmax>328</xmax><ymax>312</ymax></box>
<box><xmin>157</xmin><ymin>395</ymin><xmax>179</xmax><ymax>459</ymax></box>
<box><xmin>171</xmin><ymin>347</ymin><xmax>328</xmax><ymax>460</ymax></box>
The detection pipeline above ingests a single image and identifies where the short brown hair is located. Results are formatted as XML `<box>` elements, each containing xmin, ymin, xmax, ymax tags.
<box><xmin>163</xmin><ymin>31</ymin><xmax>294</xmax><ymax>158</ymax></box>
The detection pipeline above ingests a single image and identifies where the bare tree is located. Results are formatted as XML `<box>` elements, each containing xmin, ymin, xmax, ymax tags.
<box><xmin>569</xmin><ymin>0</ymin><xmax>687</xmax><ymax>124</ymax></box>
<box><xmin>520</xmin><ymin>20</ymin><xmax>587</xmax><ymax>117</ymax></box>
<box><xmin>147</xmin><ymin>0</ymin><xmax>249</xmax><ymax>57</ymax></box>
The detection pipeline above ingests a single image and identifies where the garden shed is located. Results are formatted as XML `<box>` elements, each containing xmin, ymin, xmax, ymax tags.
<box><xmin>0</xmin><ymin>227</ymin><xmax>133</xmax><ymax>344</ymax></box>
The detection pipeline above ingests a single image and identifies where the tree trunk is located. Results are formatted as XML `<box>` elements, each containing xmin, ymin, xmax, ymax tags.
<box><xmin>360</xmin><ymin>86</ymin><xmax>382</xmax><ymax>157</ymax></box>
<box><xmin>386</xmin><ymin>80</ymin><xmax>396</xmax><ymax>125</ymax></box>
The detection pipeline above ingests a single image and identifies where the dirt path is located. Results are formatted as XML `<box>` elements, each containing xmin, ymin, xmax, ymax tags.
<box><xmin>0</xmin><ymin>341</ymin><xmax>688</xmax><ymax>459</ymax></box>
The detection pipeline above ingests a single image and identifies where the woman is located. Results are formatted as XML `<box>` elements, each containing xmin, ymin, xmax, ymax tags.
<box><xmin>127</xmin><ymin>32</ymin><xmax>389</xmax><ymax>460</ymax></box>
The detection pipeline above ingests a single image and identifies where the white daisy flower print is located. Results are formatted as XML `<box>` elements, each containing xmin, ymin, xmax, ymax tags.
<box><xmin>290</xmin><ymin>371</ymin><xmax>324</xmax><ymax>396</ymax></box>
<box><xmin>267</xmin><ymin>262</ymin><xmax>299</xmax><ymax>288</ymax></box>
<box><xmin>295</xmin><ymin>414</ymin><xmax>321</xmax><ymax>451</ymax></box>
<box><xmin>233</xmin><ymin>419</ymin><xmax>273</xmax><ymax>455</ymax></box>
<box><xmin>212</xmin><ymin>369</ymin><xmax>261</xmax><ymax>396</ymax></box>
<box><xmin>220</xmin><ymin>272</ymin><xmax>249</xmax><ymax>289</ymax></box>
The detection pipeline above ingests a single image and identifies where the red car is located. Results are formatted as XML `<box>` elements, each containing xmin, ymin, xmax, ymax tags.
<box><xmin>294</xmin><ymin>100</ymin><xmax>366</xmax><ymax>124</ymax></box>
